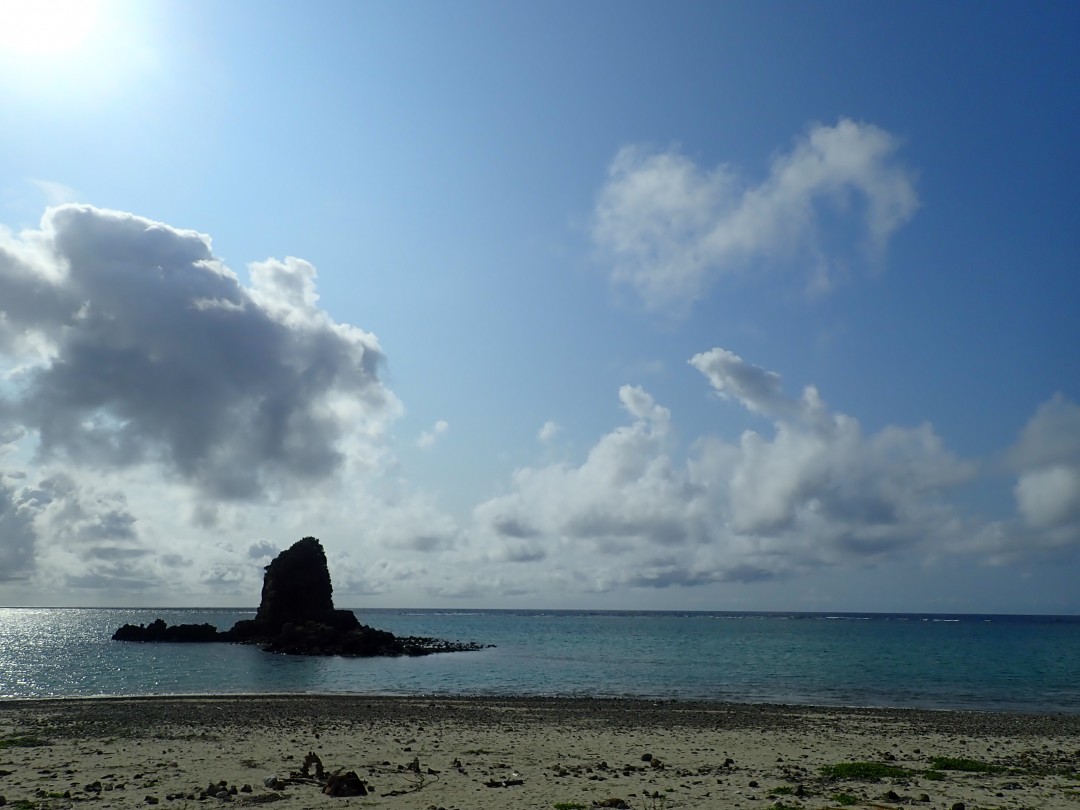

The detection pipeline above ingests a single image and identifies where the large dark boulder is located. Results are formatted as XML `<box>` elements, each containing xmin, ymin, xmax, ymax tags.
<box><xmin>254</xmin><ymin>537</ymin><xmax>345</xmax><ymax>631</ymax></box>
<box><xmin>226</xmin><ymin>537</ymin><xmax>360</xmax><ymax>641</ymax></box>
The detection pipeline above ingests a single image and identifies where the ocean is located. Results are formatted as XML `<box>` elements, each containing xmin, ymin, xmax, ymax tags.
<box><xmin>2</xmin><ymin>607</ymin><xmax>1079</xmax><ymax>713</ymax></box>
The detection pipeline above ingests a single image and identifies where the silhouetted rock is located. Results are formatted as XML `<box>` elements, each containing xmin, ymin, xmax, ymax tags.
<box><xmin>112</xmin><ymin>537</ymin><xmax>490</xmax><ymax>657</ymax></box>
<box><xmin>224</xmin><ymin>537</ymin><xmax>367</xmax><ymax>650</ymax></box>
<box><xmin>226</xmin><ymin>537</ymin><xmax>361</xmax><ymax>644</ymax></box>
<box><xmin>113</xmin><ymin>619</ymin><xmax>220</xmax><ymax>642</ymax></box>
<box><xmin>255</xmin><ymin>536</ymin><xmax>353</xmax><ymax>632</ymax></box>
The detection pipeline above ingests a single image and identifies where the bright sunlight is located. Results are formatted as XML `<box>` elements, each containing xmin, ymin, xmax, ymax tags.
<box><xmin>0</xmin><ymin>0</ymin><xmax>100</xmax><ymax>54</ymax></box>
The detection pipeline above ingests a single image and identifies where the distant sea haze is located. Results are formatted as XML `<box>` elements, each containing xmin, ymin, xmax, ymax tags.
<box><xmin>2</xmin><ymin>608</ymin><xmax>1079</xmax><ymax>713</ymax></box>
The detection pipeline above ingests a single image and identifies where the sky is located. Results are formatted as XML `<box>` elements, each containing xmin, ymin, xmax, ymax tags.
<box><xmin>0</xmin><ymin>0</ymin><xmax>1078</xmax><ymax>613</ymax></box>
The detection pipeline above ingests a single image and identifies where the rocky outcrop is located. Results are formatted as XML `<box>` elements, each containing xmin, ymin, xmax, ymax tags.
<box><xmin>112</xmin><ymin>537</ymin><xmax>489</xmax><ymax>657</ymax></box>
<box><xmin>112</xmin><ymin>618</ymin><xmax>220</xmax><ymax>643</ymax></box>
<box><xmin>226</xmin><ymin>536</ymin><xmax>361</xmax><ymax>644</ymax></box>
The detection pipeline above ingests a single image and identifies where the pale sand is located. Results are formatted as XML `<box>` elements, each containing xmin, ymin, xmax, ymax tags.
<box><xmin>2</xmin><ymin>696</ymin><xmax>1079</xmax><ymax>809</ymax></box>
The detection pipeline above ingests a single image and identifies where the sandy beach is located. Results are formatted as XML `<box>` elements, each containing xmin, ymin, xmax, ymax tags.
<box><xmin>2</xmin><ymin>696</ymin><xmax>1079</xmax><ymax>809</ymax></box>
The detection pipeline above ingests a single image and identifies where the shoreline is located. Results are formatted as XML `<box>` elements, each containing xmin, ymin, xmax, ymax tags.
<box><xmin>5</xmin><ymin>691</ymin><xmax>1080</xmax><ymax>721</ymax></box>
<box><xmin>3</xmin><ymin>696</ymin><xmax>1079</xmax><ymax>808</ymax></box>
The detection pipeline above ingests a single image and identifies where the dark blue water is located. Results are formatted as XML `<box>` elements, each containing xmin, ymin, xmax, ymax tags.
<box><xmin>2</xmin><ymin>608</ymin><xmax>1078</xmax><ymax>712</ymax></box>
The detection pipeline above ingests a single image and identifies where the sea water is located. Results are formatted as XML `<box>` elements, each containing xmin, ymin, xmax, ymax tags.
<box><xmin>1</xmin><ymin>608</ymin><xmax>1079</xmax><ymax>712</ymax></box>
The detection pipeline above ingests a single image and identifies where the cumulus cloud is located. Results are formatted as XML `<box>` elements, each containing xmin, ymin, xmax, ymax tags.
<box><xmin>0</xmin><ymin>204</ymin><xmax>414</xmax><ymax>600</ymax></box>
<box><xmin>417</xmin><ymin>419</ymin><xmax>449</xmax><ymax>448</ymax></box>
<box><xmin>937</xmin><ymin>394</ymin><xmax>1080</xmax><ymax>564</ymax></box>
<box><xmin>1010</xmin><ymin>395</ymin><xmax>1080</xmax><ymax>536</ymax></box>
<box><xmin>474</xmin><ymin>385</ymin><xmax>683</xmax><ymax>569</ymax></box>
<box><xmin>0</xmin><ymin>470</ymin><xmax>156</xmax><ymax>593</ymax></box>
<box><xmin>689</xmin><ymin>347</ymin><xmax>821</xmax><ymax>421</ymax></box>
<box><xmin>471</xmin><ymin>349</ymin><xmax>973</xmax><ymax>592</ymax></box>
<box><xmin>592</xmin><ymin>119</ymin><xmax>918</xmax><ymax>311</ymax></box>
<box><xmin>0</xmin><ymin>204</ymin><xmax>398</xmax><ymax>500</ymax></box>
<box><xmin>1016</xmin><ymin>466</ymin><xmax>1080</xmax><ymax>529</ymax></box>
<box><xmin>1010</xmin><ymin>394</ymin><xmax>1080</xmax><ymax>472</ymax></box>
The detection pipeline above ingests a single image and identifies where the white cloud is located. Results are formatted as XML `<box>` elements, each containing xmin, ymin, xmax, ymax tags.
<box><xmin>1016</xmin><ymin>466</ymin><xmax>1080</xmax><ymax>529</ymax></box>
<box><xmin>22</xmin><ymin>473</ymin><xmax>151</xmax><ymax>590</ymax></box>
<box><xmin>537</xmin><ymin>420</ymin><xmax>560</xmax><ymax>443</ymax></box>
<box><xmin>593</xmin><ymin>119</ymin><xmax>918</xmax><ymax>311</ymax></box>
<box><xmin>0</xmin><ymin>204</ymin><xmax>428</xmax><ymax>602</ymax></box>
<box><xmin>417</xmin><ymin>419</ymin><xmax>449</xmax><ymax>448</ymax></box>
<box><xmin>1009</xmin><ymin>395</ymin><xmax>1080</xmax><ymax>537</ymax></box>
<box><xmin>0</xmin><ymin>204</ymin><xmax>398</xmax><ymax>500</ymax></box>
<box><xmin>690</xmin><ymin>347</ymin><xmax>811</xmax><ymax>420</ymax></box>
<box><xmin>1009</xmin><ymin>394</ymin><xmax>1080</xmax><ymax>471</ymax></box>
<box><xmin>470</xmin><ymin>349</ymin><xmax>975</xmax><ymax>593</ymax></box>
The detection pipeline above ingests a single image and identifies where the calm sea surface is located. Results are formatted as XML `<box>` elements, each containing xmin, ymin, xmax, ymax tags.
<box><xmin>2</xmin><ymin>608</ymin><xmax>1079</xmax><ymax>713</ymax></box>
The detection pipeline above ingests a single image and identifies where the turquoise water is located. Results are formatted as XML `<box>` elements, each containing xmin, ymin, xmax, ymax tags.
<box><xmin>2</xmin><ymin>608</ymin><xmax>1079</xmax><ymax>712</ymax></box>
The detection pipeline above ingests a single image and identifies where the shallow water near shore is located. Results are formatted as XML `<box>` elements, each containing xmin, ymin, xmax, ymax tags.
<box><xmin>2</xmin><ymin>607</ymin><xmax>1079</xmax><ymax>712</ymax></box>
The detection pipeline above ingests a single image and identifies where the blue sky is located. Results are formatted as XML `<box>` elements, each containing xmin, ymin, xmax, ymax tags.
<box><xmin>1</xmin><ymin>0</ymin><xmax>1078</xmax><ymax>612</ymax></box>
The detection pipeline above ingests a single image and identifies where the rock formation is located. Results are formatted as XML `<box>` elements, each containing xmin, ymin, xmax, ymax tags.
<box><xmin>112</xmin><ymin>618</ymin><xmax>219</xmax><ymax>643</ymax></box>
<box><xmin>112</xmin><ymin>537</ymin><xmax>489</xmax><ymax>656</ymax></box>
<box><xmin>227</xmin><ymin>536</ymin><xmax>362</xmax><ymax>645</ymax></box>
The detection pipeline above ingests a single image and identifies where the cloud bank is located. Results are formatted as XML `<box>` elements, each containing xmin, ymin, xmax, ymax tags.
<box><xmin>469</xmin><ymin>350</ymin><xmax>1080</xmax><ymax>598</ymax></box>
<box><xmin>592</xmin><ymin>119</ymin><xmax>919</xmax><ymax>311</ymax></box>
<box><xmin>472</xmin><ymin>349</ymin><xmax>972</xmax><ymax>592</ymax></box>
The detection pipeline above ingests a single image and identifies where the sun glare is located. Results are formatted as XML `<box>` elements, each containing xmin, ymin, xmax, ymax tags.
<box><xmin>0</xmin><ymin>0</ymin><xmax>100</xmax><ymax>54</ymax></box>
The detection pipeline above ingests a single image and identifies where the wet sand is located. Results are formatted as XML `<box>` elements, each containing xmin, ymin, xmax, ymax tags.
<box><xmin>2</xmin><ymin>696</ymin><xmax>1079</xmax><ymax>809</ymax></box>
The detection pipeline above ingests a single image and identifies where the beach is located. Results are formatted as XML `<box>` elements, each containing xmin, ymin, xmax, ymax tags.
<box><xmin>2</xmin><ymin>697</ymin><xmax>1079</xmax><ymax>809</ymax></box>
